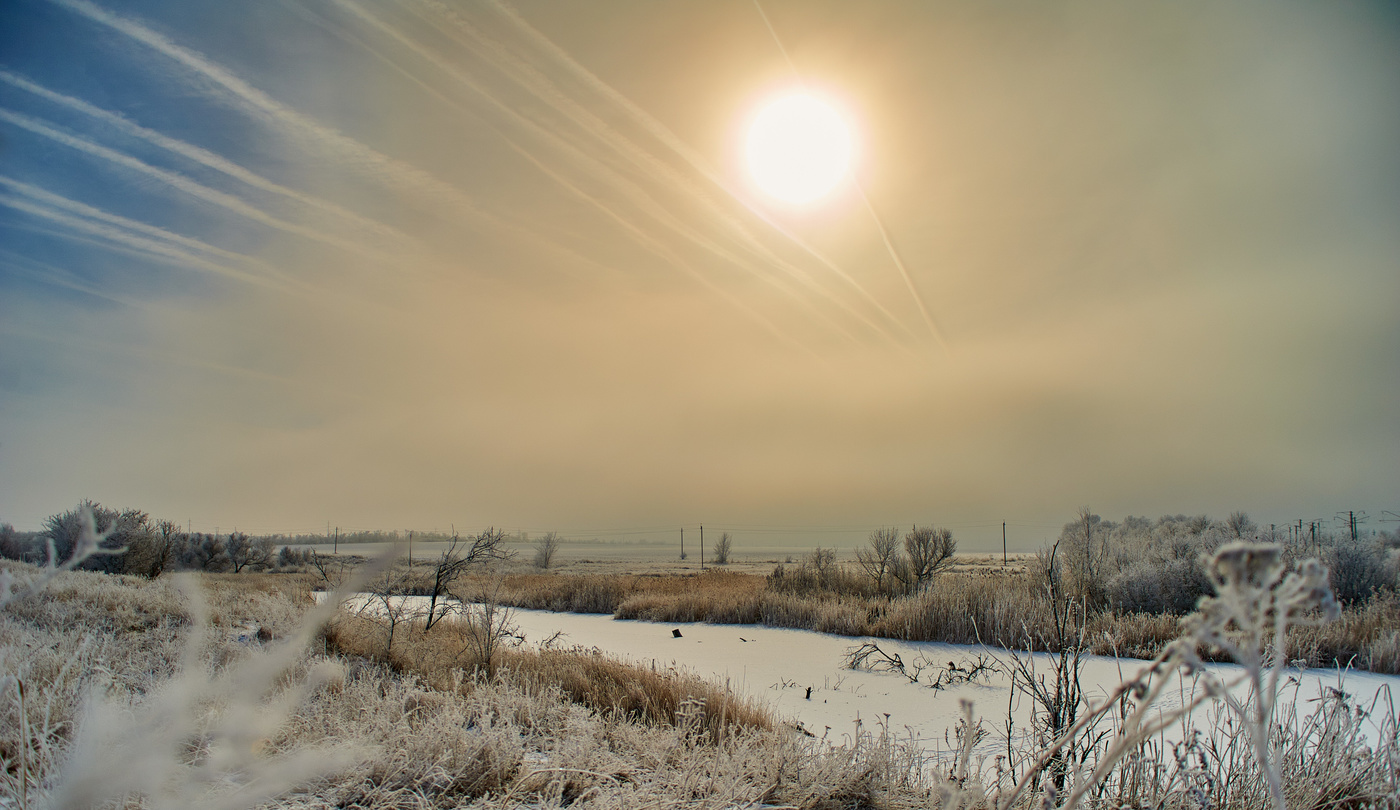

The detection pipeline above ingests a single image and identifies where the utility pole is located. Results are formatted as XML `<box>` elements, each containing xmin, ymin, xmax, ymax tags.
<box><xmin>700</xmin><ymin>524</ymin><xmax>704</xmax><ymax>571</ymax></box>
<box><xmin>1002</xmin><ymin>521</ymin><xmax>1007</xmax><ymax>566</ymax></box>
<box><xmin>408</xmin><ymin>530</ymin><xmax>413</xmax><ymax>564</ymax></box>
<box><xmin>680</xmin><ymin>527</ymin><xmax>686</xmax><ymax>561</ymax></box>
<box><xmin>334</xmin><ymin>526</ymin><xmax>339</xmax><ymax>555</ymax></box>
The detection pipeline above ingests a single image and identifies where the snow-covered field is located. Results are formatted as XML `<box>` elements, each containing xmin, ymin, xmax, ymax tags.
<box><xmin>327</xmin><ymin>593</ymin><xmax>1400</xmax><ymax>761</ymax></box>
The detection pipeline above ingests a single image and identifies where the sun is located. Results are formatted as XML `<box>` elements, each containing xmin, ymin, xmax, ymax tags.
<box><xmin>745</xmin><ymin>93</ymin><xmax>854</xmax><ymax>205</ymax></box>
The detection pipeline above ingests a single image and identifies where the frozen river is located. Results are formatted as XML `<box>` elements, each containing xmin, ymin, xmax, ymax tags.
<box><xmin>322</xmin><ymin>593</ymin><xmax>1400</xmax><ymax>760</ymax></box>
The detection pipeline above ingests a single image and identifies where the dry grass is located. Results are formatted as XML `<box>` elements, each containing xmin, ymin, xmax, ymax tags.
<box><xmin>321</xmin><ymin>608</ymin><xmax>774</xmax><ymax>742</ymax></box>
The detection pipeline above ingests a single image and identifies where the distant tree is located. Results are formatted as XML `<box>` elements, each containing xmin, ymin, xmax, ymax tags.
<box><xmin>1057</xmin><ymin>508</ymin><xmax>1112</xmax><ymax>608</ymax></box>
<box><xmin>533</xmin><ymin>532</ymin><xmax>562</xmax><ymax>569</ymax></box>
<box><xmin>0</xmin><ymin>523</ymin><xmax>25</xmax><ymax>561</ymax></box>
<box><xmin>856</xmin><ymin>527</ymin><xmax>902</xmax><ymax>591</ymax></box>
<box><xmin>1225</xmin><ymin>511</ymin><xmax>1257</xmax><ymax>540</ymax></box>
<box><xmin>203</xmin><ymin>534</ymin><xmax>232</xmax><ymax>572</ymax></box>
<box><xmin>711</xmin><ymin>532</ymin><xmax>733</xmax><ymax>565</ymax></box>
<box><xmin>226</xmin><ymin>532</ymin><xmax>272</xmax><ymax>573</ymax></box>
<box><xmin>123</xmin><ymin>518</ymin><xmax>182</xmax><ymax>577</ymax></box>
<box><xmin>808</xmin><ymin>546</ymin><xmax>838</xmax><ymax>586</ymax></box>
<box><xmin>893</xmin><ymin>525</ymin><xmax>956</xmax><ymax>593</ymax></box>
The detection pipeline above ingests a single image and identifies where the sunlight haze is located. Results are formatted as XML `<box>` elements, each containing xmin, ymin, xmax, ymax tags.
<box><xmin>1</xmin><ymin>0</ymin><xmax>1397</xmax><ymax>548</ymax></box>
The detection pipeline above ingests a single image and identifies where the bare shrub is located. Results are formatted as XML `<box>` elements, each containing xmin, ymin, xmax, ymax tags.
<box><xmin>1107</xmin><ymin>557</ymin><xmax>1209</xmax><ymax>615</ymax></box>
<box><xmin>532</xmin><ymin>531</ymin><xmax>562</xmax><ymax>569</ymax></box>
<box><xmin>711</xmin><ymin>532</ymin><xmax>733</xmax><ymax>565</ymax></box>
<box><xmin>42</xmin><ymin>501</ymin><xmax>151</xmax><ymax>575</ymax></box>
<box><xmin>364</xmin><ymin>572</ymin><xmax>416</xmax><ymax>656</ymax></box>
<box><xmin>1325</xmin><ymin>539</ymin><xmax>1389</xmax><ymax>606</ymax></box>
<box><xmin>462</xmin><ymin>582</ymin><xmax>520</xmax><ymax>676</ymax></box>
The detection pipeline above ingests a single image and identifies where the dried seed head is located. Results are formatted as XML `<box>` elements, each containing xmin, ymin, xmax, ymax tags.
<box><xmin>1208</xmin><ymin>542</ymin><xmax>1283</xmax><ymax>592</ymax></box>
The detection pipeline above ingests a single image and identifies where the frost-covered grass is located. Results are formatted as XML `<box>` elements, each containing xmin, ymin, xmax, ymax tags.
<box><xmin>1</xmin><ymin>514</ymin><xmax>1397</xmax><ymax>808</ymax></box>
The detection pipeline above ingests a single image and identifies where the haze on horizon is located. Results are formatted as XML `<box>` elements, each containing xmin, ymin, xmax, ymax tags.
<box><xmin>1</xmin><ymin>0</ymin><xmax>1397</xmax><ymax>550</ymax></box>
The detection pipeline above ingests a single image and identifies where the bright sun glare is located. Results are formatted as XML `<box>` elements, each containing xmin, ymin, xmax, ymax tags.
<box><xmin>746</xmin><ymin>93</ymin><xmax>853</xmax><ymax>205</ymax></box>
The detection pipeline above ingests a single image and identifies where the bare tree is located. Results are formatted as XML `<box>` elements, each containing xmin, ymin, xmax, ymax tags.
<box><xmin>533</xmin><ymin>531</ymin><xmax>562</xmax><ymax>569</ymax></box>
<box><xmin>122</xmin><ymin>518</ymin><xmax>180</xmax><ymax>577</ymax></box>
<box><xmin>893</xmin><ymin>525</ymin><xmax>956</xmax><ymax>593</ymax></box>
<box><xmin>1226</xmin><ymin>511</ymin><xmax>1257</xmax><ymax>540</ymax></box>
<box><xmin>711</xmin><ymin>532</ymin><xmax>733</xmax><ymax>565</ymax></box>
<box><xmin>422</xmin><ymin>527</ymin><xmax>514</xmax><ymax>630</ymax></box>
<box><xmin>856</xmin><ymin>526</ymin><xmax>902</xmax><ymax>591</ymax></box>
<box><xmin>226</xmin><ymin>532</ymin><xmax>272</xmax><ymax>573</ymax></box>
<box><xmin>1057</xmin><ymin>508</ymin><xmax>1113</xmax><ymax>608</ymax></box>
<box><xmin>150</xmin><ymin>520</ymin><xmax>181</xmax><ymax>577</ymax></box>
<box><xmin>808</xmin><ymin>546</ymin><xmax>837</xmax><ymax>582</ymax></box>
<box><xmin>308</xmin><ymin>550</ymin><xmax>348</xmax><ymax>588</ymax></box>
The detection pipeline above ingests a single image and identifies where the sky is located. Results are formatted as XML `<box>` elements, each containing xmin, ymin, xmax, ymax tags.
<box><xmin>1</xmin><ymin>0</ymin><xmax>1398</xmax><ymax>549</ymax></box>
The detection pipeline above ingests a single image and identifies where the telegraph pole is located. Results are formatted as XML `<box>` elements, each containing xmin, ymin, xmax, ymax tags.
<box><xmin>700</xmin><ymin>524</ymin><xmax>705</xmax><ymax>571</ymax></box>
<box><xmin>680</xmin><ymin>527</ymin><xmax>686</xmax><ymax>561</ymax></box>
<box><xmin>334</xmin><ymin>526</ymin><xmax>339</xmax><ymax>555</ymax></box>
<box><xmin>1002</xmin><ymin>521</ymin><xmax>1007</xmax><ymax>566</ymax></box>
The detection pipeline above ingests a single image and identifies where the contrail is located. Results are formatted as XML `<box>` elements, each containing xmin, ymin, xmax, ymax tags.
<box><xmin>45</xmin><ymin>0</ymin><xmax>500</xmax><ymax>226</ymax></box>
<box><xmin>299</xmin><ymin>1</ymin><xmax>817</xmax><ymax>354</ymax></box>
<box><xmin>0</xmin><ymin>107</ymin><xmax>395</xmax><ymax>263</ymax></box>
<box><xmin>462</xmin><ymin>0</ymin><xmax>918</xmax><ymax>346</ymax></box>
<box><xmin>475</xmin><ymin>1</ymin><xmax>920</xmax><ymax>335</ymax></box>
<box><xmin>0</xmin><ymin>247</ymin><xmax>145</xmax><ymax>308</ymax></box>
<box><xmin>0</xmin><ymin>69</ymin><xmax>421</xmax><ymax>254</ymax></box>
<box><xmin>0</xmin><ymin>193</ymin><xmax>281</xmax><ymax>289</ymax></box>
<box><xmin>46</xmin><ymin>0</ymin><xmax>652</xmax><ymax>288</ymax></box>
<box><xmin>0</xmin><ymin>175</ymin><xmax>275</xmax><ymax>270</ymax></box>
<box><xmin>327</xmin><ymin>0</ymin><xmax>871</xmax><ymax>347</ymax></box>
<box><xmin>749</xmin><ymin>0</ymin><xmax>948</xmax><ymax>348</ymax></box>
